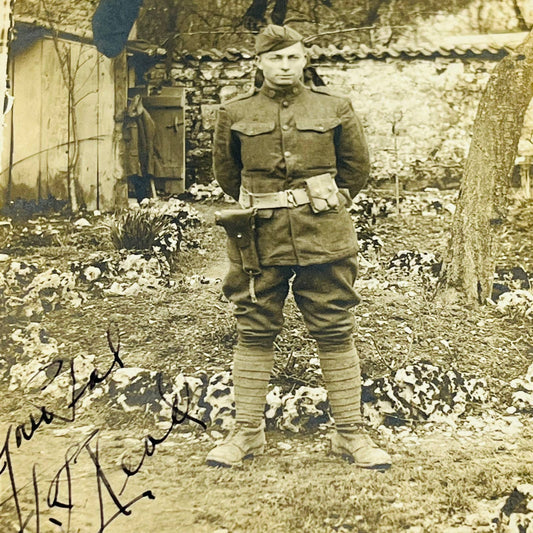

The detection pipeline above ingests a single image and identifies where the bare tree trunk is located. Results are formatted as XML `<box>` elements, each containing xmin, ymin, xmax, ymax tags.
<box><xmin>437</xmin><ymin>30</ymin><xmax>533</xmax><ymax>305</ymax></box>
<box><xmin>0</xmin><ymin>0</ymin><xmax>14</xmax><ymax>171</ymax></box>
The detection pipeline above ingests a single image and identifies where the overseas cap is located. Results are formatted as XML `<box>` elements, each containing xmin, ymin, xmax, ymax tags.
<box><xmin>255</xmin><ymin>24</ymin><xmax>304</xmax><ymax>55</ymax></box>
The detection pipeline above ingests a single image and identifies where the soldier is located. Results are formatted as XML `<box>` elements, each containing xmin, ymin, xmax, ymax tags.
<box><xmin>207</xmin><ymin>24</ymin><xmax>391</xmax><ymax>470</ymax></box>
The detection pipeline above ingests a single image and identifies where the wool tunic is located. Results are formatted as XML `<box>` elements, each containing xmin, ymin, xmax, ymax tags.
<box><xmin>213</xmin><ymin>82</ymin><xmax>370</xmax><ymax>266</ymax></box>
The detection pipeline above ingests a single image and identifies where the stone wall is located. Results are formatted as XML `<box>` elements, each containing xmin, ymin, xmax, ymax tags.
<box><xmin>316</xmin><ymin>58</ymin><xmax>491</xmax><ymax>188</ymax></box>
<box><xmin>147</xmin><ymin>54</ymin><xmax>533</xmax><ymax>189</ymax></box>
<box><xmin>14</xmin><ymin>0</ymin><xmax>98</xmax><ymax>35</ymax></box>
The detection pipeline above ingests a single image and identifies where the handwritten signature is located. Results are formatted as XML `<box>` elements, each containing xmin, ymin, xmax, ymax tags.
<box><xmin>0</xmin><ymin>328</ymin><xmax>206</xmax><ymax>532</ymax></box>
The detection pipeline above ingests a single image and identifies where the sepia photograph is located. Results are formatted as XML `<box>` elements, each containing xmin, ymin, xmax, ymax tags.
<box><xmin>0</xmin><ymin>0</ymin><xmax>532</xmax><ymax>531</ymax></box>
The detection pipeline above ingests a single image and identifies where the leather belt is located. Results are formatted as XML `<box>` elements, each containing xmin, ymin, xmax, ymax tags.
<box><xmin>239</xmin><ymin>186</ymin><xmax>311</xmax><ymax>209</ymax></box>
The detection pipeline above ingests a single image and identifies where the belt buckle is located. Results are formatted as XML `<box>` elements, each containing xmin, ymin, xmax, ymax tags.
<box><xmin>286</xmin><ymin>190</ymin><xmax>297</xmax><ymax>207</ymax></box>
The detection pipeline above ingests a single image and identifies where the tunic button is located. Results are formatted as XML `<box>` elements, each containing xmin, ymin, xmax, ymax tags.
<box><xmin>282</xmin><ymin>125</ymin><xmax>289</xmax><ymax>131</ymax></box>
<box><xmin>282</xmin><ymin>100</ymin><xmax>289</xmax><ymax>107</ymax></box>
<box><xmin>284</xmin><ymin>151</ymin><xmax>291</xmax><ymax>157</ymax></box>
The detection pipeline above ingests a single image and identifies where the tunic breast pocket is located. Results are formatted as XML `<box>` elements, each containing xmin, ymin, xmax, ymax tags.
<box><xmin>231</xmin><ymin>121</ymin><xmax>276</xmax><ymax>171</ymax></box>
<box><xmin>295</xmin><ymin>118</ymin><xmax>340</xmax><ymax>167</ymax></box>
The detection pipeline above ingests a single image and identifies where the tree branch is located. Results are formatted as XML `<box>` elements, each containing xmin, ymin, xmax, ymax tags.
<box><xmin>512</xmin><ymin>0</ymin><xmax>531</xmax><ymax>31</ymax></box>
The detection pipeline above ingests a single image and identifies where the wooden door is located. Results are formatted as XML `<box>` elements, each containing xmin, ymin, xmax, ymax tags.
<box><xmin>142</xmin><ymin>87</ymin><xmax>185</xmax><ymax>194</ymax></box>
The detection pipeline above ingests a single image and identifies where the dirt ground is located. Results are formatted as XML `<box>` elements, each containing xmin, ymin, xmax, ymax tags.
<box><xmin>0</xmin><ymin>194</ymin><xmax>532</xmax><ymax>533</ymax></box>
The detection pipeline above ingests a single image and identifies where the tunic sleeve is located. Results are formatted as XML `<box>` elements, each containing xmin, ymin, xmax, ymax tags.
<box><xmin>335</xmin><ymin>98</ymin><xmax>370</xmax><ymax>198</ymax></box>
<box><xmin>213</xmin><ymin>106</ymin><xmax>242</xmax><ymax>201</ymax></box>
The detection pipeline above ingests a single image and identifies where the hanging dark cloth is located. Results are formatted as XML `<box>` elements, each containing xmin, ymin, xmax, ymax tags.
<box><xmin>123</xmin><ymin>95</ymin><xmax>163</xmax><ymax>202</ymax></box>
<box><xmin>92</xmin><ymin>0</ymin><xmax>144</xmax><ymax>58</ymax></box>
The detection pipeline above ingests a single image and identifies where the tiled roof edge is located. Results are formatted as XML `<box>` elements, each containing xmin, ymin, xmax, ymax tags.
<box><xmin>173</xmin><ymin>32</ymin><xmax>529</xmax><ymax>62</ymax></box>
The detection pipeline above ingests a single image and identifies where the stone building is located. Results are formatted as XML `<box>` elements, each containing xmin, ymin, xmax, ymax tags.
<box><xmin>146</xmin><ymin>32</ymin><xmax>533</xmax><ymax>193</ymax></box>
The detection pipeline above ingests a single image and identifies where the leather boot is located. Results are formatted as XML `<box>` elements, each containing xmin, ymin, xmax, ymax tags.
<box><xmin>320</xmin><ymin>347</ymin><xmax>392</xmax><ymax>470</ymax></box>
<box><xmin>206</xmin><ymin>346</ymin><xmax>273</xmax><ymax>467</ymax></box>
<box><xmin>331</xmin><ymin>426</ymin><xmax>392</xmax><ymax>470</ymax></box>
<box><xmin>206</xmin><ymin>422</ymin><xmax>266</xmax><ymax>468</ymax></box>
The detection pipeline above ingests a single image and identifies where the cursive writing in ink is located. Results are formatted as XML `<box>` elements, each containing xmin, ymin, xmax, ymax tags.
<box><xmin>68</xmin><ymin>333</ymin><xmax>124</xmax><ymax>411</ymax></box>
<box><xmin>46</xmin><ymin>429</ymin><xmax>100</xmax><ymax>532</ymax></box>
<box><xmin>85</xmin><ymin>438</ymin><xmax>155</xmax><ymax>532</ymax></box>
<box><xmin>0</xmin><ymin>328</ymin><xmax>124</xmax><ymax>532</ymax></box>
<box><xmin>119</xmin><ymin>376</ymin><xmax>206</xmax><ymax>492</ymax></box>
<box><xmin>14</xmin><ymin>407</ymin><xmax>55</xmax><ymax>448</ymax></box>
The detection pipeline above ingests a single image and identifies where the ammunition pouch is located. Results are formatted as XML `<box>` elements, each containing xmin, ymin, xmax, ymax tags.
<box><xmin>215</xmin><ymin>208</ymin><xmax>261</xmax><ymax>276</ymax></box>
<box><xmin>304</xmin><ymin>173</ymin><xmax>340</xmax><ymax>214</ymax></box>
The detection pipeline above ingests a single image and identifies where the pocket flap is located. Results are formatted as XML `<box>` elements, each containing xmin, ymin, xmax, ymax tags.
<box><xmin>306</xmin><ymin>174</ymin><xmax>337</xmax><ymax>199</ymax></box>
<box><xmin>295</xmin><ymin>118</ymin><xmax>341</xmax><ymax>132</ymax></box>
<box><xmin>231</xmin><ymin>121</ymin><xmax>275</xmax><ymax>136</ymax></box>
<box><xmin>305</xmin><ymin>173</ymin><xmax>340</xmax><ymax>213</ymax></box>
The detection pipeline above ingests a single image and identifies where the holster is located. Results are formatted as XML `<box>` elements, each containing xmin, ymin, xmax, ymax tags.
<box><xmin>304</xmin><ymin>173</ymin><xmax>340</xmax><ymax>214</ymax></box>
<box><xmin>215</xmin><ymin>208</ymin><xmax>261</xmax><ymax>276</ymax></box>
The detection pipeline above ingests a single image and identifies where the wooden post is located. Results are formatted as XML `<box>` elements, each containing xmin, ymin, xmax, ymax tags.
<box><xmin>0</xmin><ymin>0</ymin><xmax>14</xmax><ymax>171</ymax></box>
<box><xmin>112</xmin><ymin>51</ymin><xmax>129</xmax><ymax>210</ymax></box>
<box><xmin>392</xmin><ymin>111</ymin><xmax>403</xmax><ymax>216</ymax></box>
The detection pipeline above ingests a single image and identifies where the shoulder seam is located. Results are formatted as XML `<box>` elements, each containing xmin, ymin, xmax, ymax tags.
<box><xmin>310</xmin><ymin>85</ymin><xmax>348</xmax><ymax>100</ymax></box>
<box><xmin>223</xmin><ymin>88</ymin><xmax>259</xmax><ymax>106</ymax></box>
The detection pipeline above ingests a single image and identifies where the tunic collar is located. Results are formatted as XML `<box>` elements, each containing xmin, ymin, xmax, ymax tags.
<box><xmin>260</xmin><ymin>82</ymin><xmax>305</xmax><ymax>100</ymax></box>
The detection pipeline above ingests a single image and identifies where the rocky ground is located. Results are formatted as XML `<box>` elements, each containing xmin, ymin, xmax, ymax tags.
<box><xmin>0</xmin><ymin>188</ymin><xmax>532</xmax><ymax>533</ymax></box>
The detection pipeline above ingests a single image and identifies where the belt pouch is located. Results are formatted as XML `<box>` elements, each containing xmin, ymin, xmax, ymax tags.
<box><xmin>304</xmin><ymin>173</ymin><xmax>340</xmax><ymax>213</ymax></box>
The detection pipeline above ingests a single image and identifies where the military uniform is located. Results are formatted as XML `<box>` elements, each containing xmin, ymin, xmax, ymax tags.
<box><xmin>207</xmin><ymin>24</ymin><xmax>391</xmax><ymax>470</ymax></box>
<box><xmin>214</xmin><ymin>82</ymin><xmax>368</xmax><ymax>265</ymax></box>
<box><xmin>214</xmin><ymin>81</ymin><xmax>367</xmax><ymax>351</ymax></box>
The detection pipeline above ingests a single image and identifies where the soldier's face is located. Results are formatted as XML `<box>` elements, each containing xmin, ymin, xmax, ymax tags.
<box><xmin>257</xmin><ymin>42</ymin><xmax>307</xmax><ymax>87</ymax></box>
